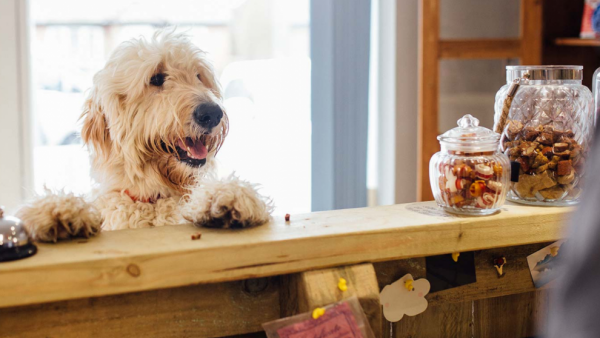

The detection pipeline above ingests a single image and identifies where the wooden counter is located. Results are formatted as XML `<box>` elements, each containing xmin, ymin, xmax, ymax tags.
<box><xmin>0</xmin><ymin>201</ymin><xmax>572</xmax><ymax>337</ymax></box>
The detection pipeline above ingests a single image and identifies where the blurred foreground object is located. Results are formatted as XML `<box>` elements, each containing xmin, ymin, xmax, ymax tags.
<box><xmin>547</xmin><ymin>124</ymin><xmax>600</xmax><ymax>337</ymax></box>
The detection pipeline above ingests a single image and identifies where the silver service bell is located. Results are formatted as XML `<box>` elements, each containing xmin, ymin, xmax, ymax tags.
<box><xmin>0</xmin><ymin>206</ymin><xmax>37</xmax><ymax>262</ymax></box>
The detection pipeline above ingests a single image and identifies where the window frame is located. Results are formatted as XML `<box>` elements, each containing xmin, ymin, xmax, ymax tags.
<box><xmin>310</xmin><ymin>0</ymin><xmax>372</xmax><ymax>211</ymax></box>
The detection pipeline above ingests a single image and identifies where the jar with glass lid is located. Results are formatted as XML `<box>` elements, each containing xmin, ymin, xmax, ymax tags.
<box><xmin>494</xmin><ymin>66</ymin><xmax>594</xmax><ymax>206</ymax></box>
<box><xmin>430</xmin><ymin>114</ymin><xmax>510</xmax><ymax>216</ymax></box>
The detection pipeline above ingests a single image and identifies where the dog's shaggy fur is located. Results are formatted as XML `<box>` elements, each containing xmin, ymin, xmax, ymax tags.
<box><xmin>17</xmin><ymin>32</ymin><xmax>272</xmax><ymax>241</ymax></box>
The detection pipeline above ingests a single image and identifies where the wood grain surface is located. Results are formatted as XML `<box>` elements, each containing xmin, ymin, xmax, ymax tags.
<box><xmin>0</xmin><ymin>201</ymin><xmax>569</xmax><ymax>308</ymax></box>
<box><xmin>0</xmin><ymin>277</ymin><xmax>280</xmax><ymax>338</ymax></box>
<box><xmin>418</xmin><ymin>0</ymin><xmax>440</xmax><ymax>202</ymax></box>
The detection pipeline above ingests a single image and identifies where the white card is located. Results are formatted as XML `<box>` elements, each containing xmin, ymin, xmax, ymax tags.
<box><xmin>380</xmin><ymin>273</ymin><xmax>430</xmax><ymax>322</ymax></box>
<box><xmin>526</xmin><ymin>240</ymin><xmax>566</xmax><ymax>288</ymax></box>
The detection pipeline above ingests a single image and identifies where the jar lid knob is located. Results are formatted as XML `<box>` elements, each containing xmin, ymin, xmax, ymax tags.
<box><xmin>457</xmin><ymin>114</ymin><xmax>479</xmax><ymax>128</ymax></box>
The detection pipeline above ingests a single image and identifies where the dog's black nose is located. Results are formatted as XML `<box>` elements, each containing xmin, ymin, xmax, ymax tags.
<box><xmin>193</xmin><ymin>103</ymin><xmax>223</xmax><ymax>129</ymax></box>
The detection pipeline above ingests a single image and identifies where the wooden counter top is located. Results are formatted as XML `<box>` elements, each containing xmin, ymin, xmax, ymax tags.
<box><xmin>0</xmin><ymin>201</ymin><xmax>571</xmax><ymax>308</ymax></box>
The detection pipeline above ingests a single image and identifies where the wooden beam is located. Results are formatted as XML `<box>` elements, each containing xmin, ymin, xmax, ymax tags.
<box><xmin>0</xmin><ymin>201</ymin><xmax>570</xmax><ymax>309</ymax></box>
<box><xmin>0</xmin><ymin>278</ymin><xmax>280</xmax><ymax>338</ymax></box>
<box><xmin>281</xmin><ymin>264</ymin><xmax>382</xmax><ymax>337</ymax></box>
<box><xmin>418</xmin><ymin>0</ymin><xmax>440</xmax><ymax>201</ymax></box>
<box><xmin>520</xmin><ymin>0</ymin><xmax>543</xmax><ymax>65</ymax></box>
<box><xmin>439</xmin><ymin>39</ymin><xmax>522</xmax><ymax>59</ymax></box>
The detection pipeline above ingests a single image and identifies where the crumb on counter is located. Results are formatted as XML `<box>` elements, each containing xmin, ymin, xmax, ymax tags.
<box><xmin>285</xmin><ymin>213</ymin><xmax>290</xmax><ymax>222</ymax></box>
<box><xmin>191</xmin><ymin>232</ymin><xmax>202</xmax><ymax>240</ymax></box>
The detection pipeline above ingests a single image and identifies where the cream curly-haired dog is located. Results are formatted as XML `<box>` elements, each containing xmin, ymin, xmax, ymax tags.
<box><xmin>17</xmin><ymin>32</ymin><xmax>272</xmax><ymax>242</ymax></box>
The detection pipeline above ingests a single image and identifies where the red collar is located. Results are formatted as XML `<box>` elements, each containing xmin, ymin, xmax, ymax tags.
<box><xmin>124</xmin><ymin>190</ymin><xmax>160</xmax><ymax>204</ymax></box>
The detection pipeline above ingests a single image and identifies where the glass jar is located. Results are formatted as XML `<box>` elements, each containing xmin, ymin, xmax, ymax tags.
<box><xmin>430</xmin><ymin>114</ymin><xmax>510</xmax><ymax>216</ymax></box>
<box><xmin>494</xmin><ymin>66</ymin><xmax>594</xmax><ymax>206</ymax></box>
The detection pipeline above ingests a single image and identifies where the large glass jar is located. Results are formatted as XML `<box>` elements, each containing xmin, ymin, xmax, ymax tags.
<box><xmin>430</xmin><ymin>114</ymin><xmax>510</xmax><ymax>216</ymax></box>
<box><xmin>494</xmin><ymin>66</ymin><xmax>594</xmax><ymax>206</ymax></box>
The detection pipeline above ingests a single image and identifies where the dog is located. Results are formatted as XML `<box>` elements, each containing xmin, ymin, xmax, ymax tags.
<box><xmin>17</xmin><ymin>31</ymin><xmax>272</xmax><ymax>242</ymax></box>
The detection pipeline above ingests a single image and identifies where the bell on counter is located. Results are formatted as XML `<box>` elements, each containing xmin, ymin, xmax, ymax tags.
<box><xmin>0</xmin><ymin>206</ymin><xmax>37</xmax><ymax>262</ymax></box>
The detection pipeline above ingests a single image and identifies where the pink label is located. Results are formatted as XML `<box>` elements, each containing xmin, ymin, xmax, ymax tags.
<box><xmin>277</xmin><ymin>302</ymin><xmax>364</xmax><ymax>338</ymax></box>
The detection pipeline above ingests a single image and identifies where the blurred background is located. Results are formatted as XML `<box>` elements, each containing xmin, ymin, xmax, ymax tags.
<box><xmin>1</xmin><ymin>0</ymin><xmax>598</xmax><ymax>213</ymax></box>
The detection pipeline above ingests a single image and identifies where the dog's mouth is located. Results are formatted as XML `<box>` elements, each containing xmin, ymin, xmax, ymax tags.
<box><xmin>174</xmin><ymin>137</ymin><xmax>208</xmax><ymax>167</ymax></box>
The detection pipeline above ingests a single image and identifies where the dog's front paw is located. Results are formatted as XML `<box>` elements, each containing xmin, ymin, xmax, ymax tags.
<box><xmin>16</xmin><ymin>190</ymin><xmax>101</xmax><ymax>242</ymax></box>
<box><xmin>181</xmin><ymin>175</ymin><xmax>273</xmax><ymax>228</ymax></box>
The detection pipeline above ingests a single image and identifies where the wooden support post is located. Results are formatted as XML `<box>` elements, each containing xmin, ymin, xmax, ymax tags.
<box><xmin>521</xmin><ymin>0</ymin><xmax>543</xmax><ymax>65</ymax></box>
<box><xmin>418</xmin><ymin>0</ymin><xmax>440</xmax><ymax>202</ymax></box>
<box><xmin>281</xmin><ymin>263</ymin><xmax>383</xmax><ymax>337</ymax></box>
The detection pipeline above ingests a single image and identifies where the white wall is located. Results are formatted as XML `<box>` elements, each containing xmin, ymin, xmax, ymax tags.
<box><xmin>375</xmin><ymin>0</ymin><xmax>419</xmax><ymax>206</ymax></box>
<box><xmin>0</xmin><ymin>0</ymin><xmax>32</xmax><ymax>212</ymax></box>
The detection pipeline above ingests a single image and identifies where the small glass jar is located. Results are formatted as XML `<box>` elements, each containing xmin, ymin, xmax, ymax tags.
<box><xmin>430</xmin><ymin>115</ymin><xmax>510</xmax><ymax>216</ymax></box>
<box><xmin>494</xmin><ymin>66</ymin><xmax>594</xmax><ymax>206</ymax></box>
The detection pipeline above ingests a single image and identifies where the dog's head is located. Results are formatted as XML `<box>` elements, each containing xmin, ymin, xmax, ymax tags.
<box><xmin>81</xmin><ymin>31</ymin><xmax>227</xmax><ymax>198</ymax></box>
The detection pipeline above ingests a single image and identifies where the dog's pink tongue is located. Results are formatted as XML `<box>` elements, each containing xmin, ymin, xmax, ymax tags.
<box><xmin>178</xmin><ymin>138</ymin><xmax>207</xmax><ymax>159</ymax></box>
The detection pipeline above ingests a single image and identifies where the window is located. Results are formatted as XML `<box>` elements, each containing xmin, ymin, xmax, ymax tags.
<box><xmin>28</xmin><ymin>0</ymin><xmax>311</xmax><ymax>214</ymax></box>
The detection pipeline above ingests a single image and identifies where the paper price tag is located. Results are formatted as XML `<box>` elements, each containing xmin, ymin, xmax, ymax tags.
<box><xmin>380</xmin><ymin>273</ymin><xmax>430</xmax><ymax>322</ymax></box>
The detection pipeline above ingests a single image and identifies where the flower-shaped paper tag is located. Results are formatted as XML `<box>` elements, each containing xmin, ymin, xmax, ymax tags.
<box><xmin>380</xmin><ymin>273</ymin><xmax>430</xmax><ymax>322</ymax></box>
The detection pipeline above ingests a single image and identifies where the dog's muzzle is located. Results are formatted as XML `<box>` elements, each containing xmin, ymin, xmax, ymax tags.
<box><xmin>193</xmin><ymin>103</ymin><xmax>223</xmax><ymax>132</ymax></box>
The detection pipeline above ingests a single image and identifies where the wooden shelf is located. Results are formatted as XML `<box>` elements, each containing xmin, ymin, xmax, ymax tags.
<box><xmin>555</xmin><ymin>37</ymin><xmax>600</xmax><ymax>47</ymax></box>
<box><xmin>0</xmin><ymin>201</ymin><xmax>571</xmax><ymax>308</ymax></box>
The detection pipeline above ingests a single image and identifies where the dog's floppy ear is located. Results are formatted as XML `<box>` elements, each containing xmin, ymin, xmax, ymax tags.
<box><xmin>81</xmin><ymin>93</ymin><xmax>111</xmax><ymax>156</ymax></box>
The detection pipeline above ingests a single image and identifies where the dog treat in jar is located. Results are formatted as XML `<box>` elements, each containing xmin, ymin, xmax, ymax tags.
<box><xmin>494</xmin><ymin>66</ymin><xmax>594</xmax><ymax>206</ymax></box>
<box><xmin>430</xmin><ymin>114</ymin><xmax>510</xmax><ymax>216</ymax></box>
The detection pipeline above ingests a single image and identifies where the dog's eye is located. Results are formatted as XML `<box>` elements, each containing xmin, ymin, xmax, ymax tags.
<box><xmin>150</xmin><ymin>73</ymin><xmax>166</xmax><ymax>86</ymax></box>
<box><xmin>197</xmin><ymin>74</ymin><xmax>201</xmax><ymax>81</ymax></box>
